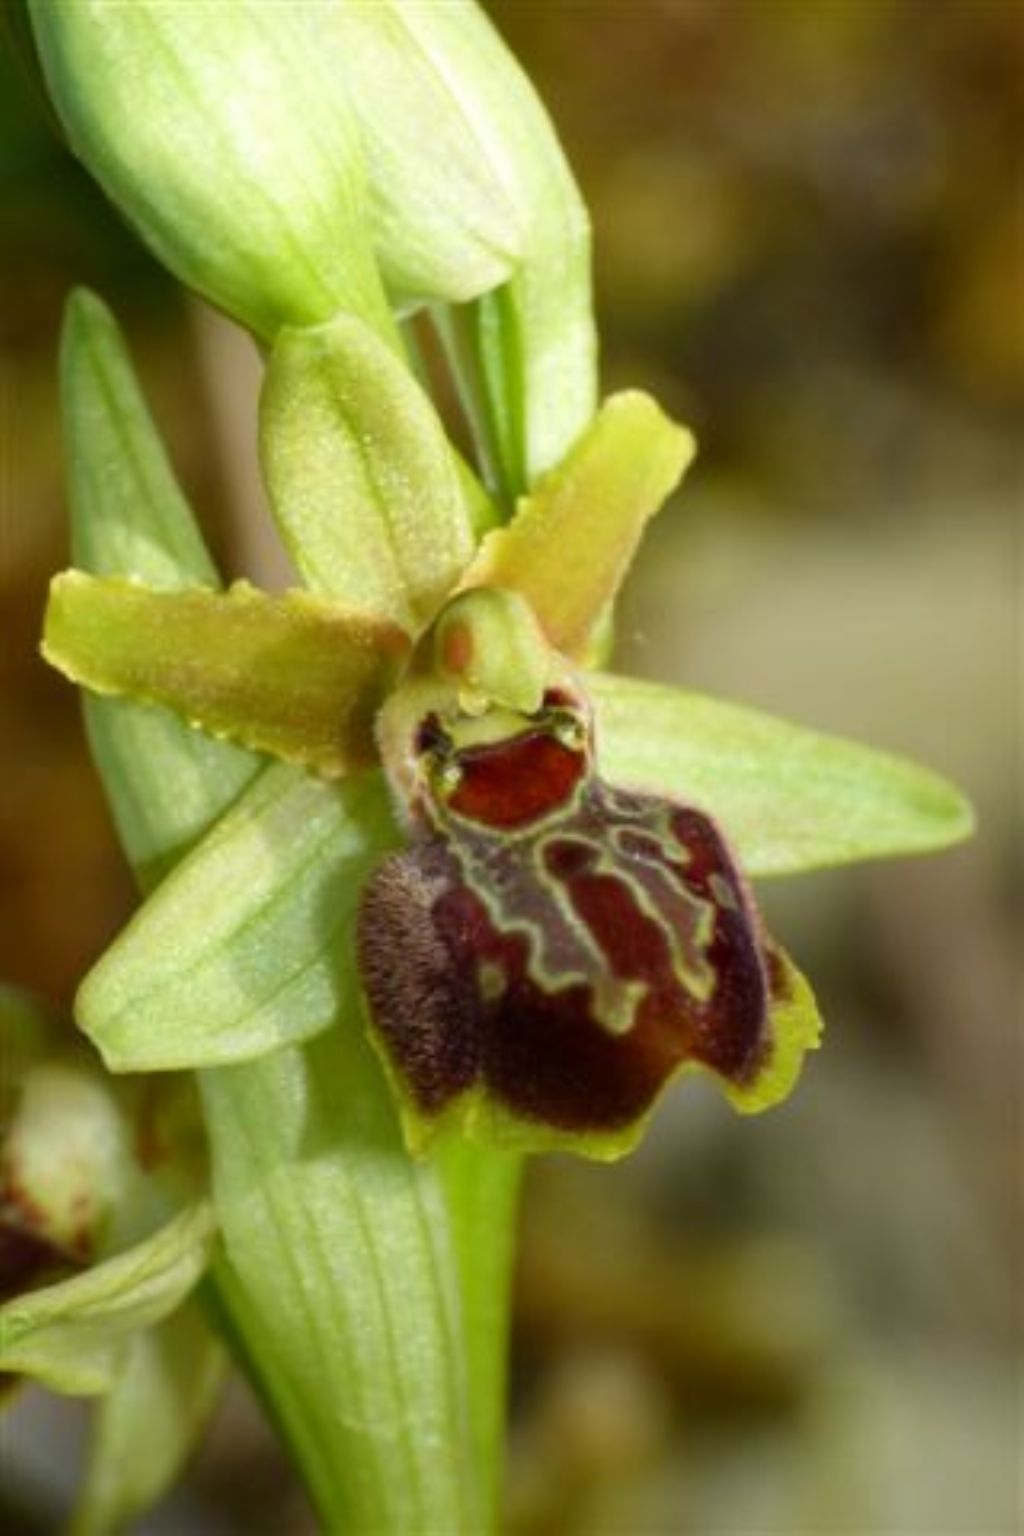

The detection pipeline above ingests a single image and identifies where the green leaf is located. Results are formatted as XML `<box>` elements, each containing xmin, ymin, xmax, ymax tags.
<box><xmin>30</xmin><ymin>1</ymin><xmax>395</xmax><ymax>342</ymax></box>
<box><xmin>73</xmin><ymin>1300</ymin><xmax>225</xmax><ymax>1536</ymax></box>
<box><xmin>434</xmin><ymin>1138</ymin><xmax>520</xmax><ymax>1510</ymax></box>
<box><xmin>60</xmin><ymin>290</ymin><xmax>261</xmax><ymax>889</ymax></box>
<box><xmin>591</xmin><ymin>673</ymin><xmax>974</xmax><ymax>876</ymax></box>
<box><xmin>76</xmin><ymin>765</ymin><xmax>398</xmax><ymax>1072</ymax></box>
<box><xmin>200</xmin><ymin>1025</ymin><xmax>486</xmax><ymax>1533</ymax></box>
<box><xmin>462</xmin><ymin>391</ymin><xmax>694</xmax><ymax>656</ymax></box>
<box><xmin>261</xmin><ymin>313</ymin><xmax>476</xmax><ymax>634</ymax></box>
<box><xmin>0</xmin><ymin>1203</ymin><xmax>215</xmax><ymax>1395</ymax></box>
<box><xmin>44</xmin><ymin>573</ymin><xmax>404</xmax><ymax>778</ymax></box>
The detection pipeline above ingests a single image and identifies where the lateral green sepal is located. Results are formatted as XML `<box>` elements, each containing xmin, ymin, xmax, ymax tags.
<box><xmin>76</xmin><ymin>765</ymin><xmax>398</xmax><ymax>1072</ymax></box>
<box><xmin>43</xmin><ymin>572</ymin><xmax>405</xmax><ymax>778</ymax></box>
<box><xmin>591</xmin><ymin>672</ymin><xmax>974</xmax><ymax>877</ymax></box>
<box><xmin>0</xmin><ymin>1202</ymin><xmax>216</xmax><ymax>1395</ymax></box>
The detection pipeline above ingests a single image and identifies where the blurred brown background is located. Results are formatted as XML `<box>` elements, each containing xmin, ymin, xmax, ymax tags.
<box><xmin>1</xmin><ymin>2</ymin><xmax>1020</xmax><ymax>1531</ymax></box>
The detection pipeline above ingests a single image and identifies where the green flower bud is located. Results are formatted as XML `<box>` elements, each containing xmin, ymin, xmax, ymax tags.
<box><xmin>28</xmin><ymin>0</ymin><xmax>549</xmax><ymax>339</ymax></box>
<box><xmin>0</xmin><ymin>988</ymin><xmax>187</xmax><ymax>1301</ymax></box>
<box><xmin>316</xmin><ymin>0</ymin><xmax>527</xmax><ymax>309</ymax></box>
<box><xmin>29</xmin><ymin>0</ymin><xmax>393</xmax><ymax>341</ymax></box>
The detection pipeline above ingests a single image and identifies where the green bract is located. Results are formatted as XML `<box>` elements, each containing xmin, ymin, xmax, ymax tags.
<box><xmin>412</xmin><ymin>1</ymin><xmax>598</xmax><ymax>493</ymax></box>
<box><xmin>317</xmin><ymin>0</ymin><xmax>526</xmax><ymax>308</ymax></box>
<box><xmin>28</xmin><ymin>0</ymin><xmax>591</xmax><ymax>386</ymax></box>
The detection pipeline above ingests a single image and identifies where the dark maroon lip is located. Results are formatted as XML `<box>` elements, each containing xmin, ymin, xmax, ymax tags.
<box><xmin>445</xmin><ymin>729</ymin><xmax>586</xmax><ymax>830</ymax></box>
<box><xmin>359</xmin><ymin>759</ymin><xmax>774</xmax><ymax>1138</ymax></box>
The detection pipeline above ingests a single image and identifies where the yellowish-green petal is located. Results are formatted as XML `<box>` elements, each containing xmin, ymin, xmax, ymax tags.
<box><xmin>462</xmin><ymin>392</ymin><xmax>694</xmax><ymax>656</ymax></box>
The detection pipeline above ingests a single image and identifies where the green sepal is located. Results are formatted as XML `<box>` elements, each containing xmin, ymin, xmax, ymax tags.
<box><xmin>60</xmin><ymin>289</ymin><xmax>261</xmax><ymax>889</ymax></box>
<box><xmin>591</xmin><ymin>672</ymin><xmax>974</xmax><ymax>876</ymax></box>
<box><xmin>0</xmin><ymin>1202</ymin><xmax>216</xmax><ymax>1395</ymax></box>
<box><xmin>76</xmin><ymin>765</ymin><xmax>399</xmax><ymax>1073</ymax></box>
<box><xmin>29</xmin><ymin>1</ymin><xmax>395</xmax><ymax>343</ymax></box>
<box><xmin>73</xmin><ymin>1300</ymin><xmax>225</xmax><ymax>1536</ymax></box>
<box><xmin>261</xmin><ymin>313</ymin><xmax>476</xmax><ymax>634</ymax></box>
<box><xmin>462</xmin><ymin>392</ymin><xmax>695</xmax><ymax>656</ymax></box>
<box><xmin>44</xmin><ymin>572</ymin><xmax>405</xmax><ymax>778</ymax></box>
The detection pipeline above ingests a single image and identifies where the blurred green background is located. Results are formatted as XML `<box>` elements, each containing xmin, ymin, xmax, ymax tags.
<box><xmin>1</xmin><ymin>2</ymin><xmax>1020</xmax><ymax>1532</ymax></box>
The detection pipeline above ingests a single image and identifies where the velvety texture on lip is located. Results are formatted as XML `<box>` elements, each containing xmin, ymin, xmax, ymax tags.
<box><xmin>358</xmin><ymin>700</ymin><xmax>784</xmax><ymax>1137</ymax></box>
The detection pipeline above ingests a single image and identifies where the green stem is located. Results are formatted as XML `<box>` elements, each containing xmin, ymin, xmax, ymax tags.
<box><xmin>439</xmin><ymin>1142</ymin><xmax>523</xmax><ymax>1525</ymax></box>
<box><xmin>431</xmin><ymin>294</ymin><xmax>526</xmax><ymax>513</ymax></box>
<box><xmin>199</xmin><ymin>1040</ymin><xmax>517</xmax><ymax>1532</ymax></box>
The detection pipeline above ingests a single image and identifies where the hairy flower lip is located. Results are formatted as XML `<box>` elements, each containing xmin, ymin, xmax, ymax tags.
<box><xmin>359</xmin><ymin>676</ymin><xmax>821</xmax><ymax>1158</ymax></box>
